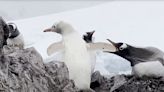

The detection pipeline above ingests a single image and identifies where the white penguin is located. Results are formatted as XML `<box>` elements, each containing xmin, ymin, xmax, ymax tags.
<box><xmin>7</xmin><ymin>23</ymin><xmax>24</xmax><ymax>49</ymax></box>
<box><xmin>44</xmin><ymin>21</ymin><xmax>116</xmax><ymax>90</ymax></box>
<box><xmin>44</xmin><ymin>21</ymin><xmax>92</xmax><ymax>90</ymax></box>
<box><xmin>107</xmin><ymin>39</ymin><xmax>164</xmax><ymax>77</ymax></box>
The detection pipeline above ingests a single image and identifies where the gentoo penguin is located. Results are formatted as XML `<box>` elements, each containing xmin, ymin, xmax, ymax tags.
<box><xmin>83</xmin><ymin>31</ymin><xmax>96</xmax><ymax>73</ymax></box>
<box><xmin>107</xmin><ymin>39</ymin><xmax>164</xmax><ymax>77</ymax></box>
<box><xmin>7</xmin><ymin>23</ymin><xmax>24</xmax><ymax>49</ymax></box>
<box><xmin>44</xmin><ymin>21</ymin><xmax>92</xmax><ymax>90</ymax></box>
<box><xmin>44</xmin><ymin>21</ymin><xmax>116</xmax><ymax>90</ymax></box>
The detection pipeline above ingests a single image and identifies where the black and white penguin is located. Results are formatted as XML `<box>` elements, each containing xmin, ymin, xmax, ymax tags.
<box><xmin>107</xmin><ymin>39</ymin><xmax>164</xmax><ymax>77</ymax></box>
<box><xmin>7</xmin><ymin>23</ymin><xmax>24</xmax><ymax>49</ymax></box>
<box><xmin>83</xmin><ymin>31</ymin><xmax>96</xmax><ymax>73</ymax></box>
<box><xmin>43</xmin><ymin>21</ymin><xmax>116</xmax><ymax>90</ymax></box>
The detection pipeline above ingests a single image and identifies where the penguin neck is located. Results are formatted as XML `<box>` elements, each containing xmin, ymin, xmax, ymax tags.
<box><xmin>124</xmin><ymin>46</ymin><xmax>155</xmax><ymax>66</ymax></box>
<box><xmin>60</xmin><ymin>26</ymin><xmax>75</xmax><ymax>36</ymax></box>
<box><xmin>128</xmin><ymin>46</ymin><xmax>154</xmax><ymax>59</ymax></box>
<box><xmin>9</xmin><ymin>29</ymin><xmax>20</xmax><ymax>39</ymax></box>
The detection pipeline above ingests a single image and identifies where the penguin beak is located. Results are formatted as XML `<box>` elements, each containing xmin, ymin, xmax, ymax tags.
<box><xmin>44</xmin><ymin>27</ymin><xmax>61</xmax><ymax>34</ymax></box>
<box><xmin>107</xmin><ymin>39</ymin><xmax>119</xmax><ymax>51</ymax></box>
<box><xmin>43</xmin><ymin>28</ymin><xmax>53</xmax><ymax>32</ymax></box>
<box><xmin>90</xmin><ymin>30</ymin><xmax>95</xmax><ymax>36</ymax></box>
<box><xmin>87</xmin><ymin>30</ymin><xmax>95</xmax><ymax>36</ymax></box>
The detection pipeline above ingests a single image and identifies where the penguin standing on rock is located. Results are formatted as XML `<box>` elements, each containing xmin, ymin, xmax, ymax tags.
<box><xmin>107</xmin><ymin>39</ymin><xmax>164</xmax><ymax>77</ymax></box>
<box><xmin>43</xmin><ymin>21</ymin><xmax>116</xmax><ymax>90</ymax></box>
<box><xmin>44</xmin><ymin>21</ymin><xmax>92</xmax><ymax>90</ymax></box>
<box><xmin>7</xmin><ymin>23</ymin><xmax>24</xmax><ymax>49</ymax></box>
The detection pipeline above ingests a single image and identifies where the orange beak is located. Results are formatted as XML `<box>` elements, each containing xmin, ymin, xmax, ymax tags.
<box><xmin>43</xmin><ymin>28</ymin><xmax>53</xmax><ymax>32</ymax></box>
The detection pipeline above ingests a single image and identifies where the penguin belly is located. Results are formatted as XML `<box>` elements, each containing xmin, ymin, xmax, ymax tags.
<box><xmin>7</xmin><ymin>34</ymin><xmax>24</xmax><ymax>49</ymax></box>
<box><xmin>63</xmin><ymin>33</ymin><xmax>91</xmax><ymax>89</ymax></box>
<box><xmin>132</xmin><ymin>61</ymin><xmax>164</xmax><ymax>77</ymax></box>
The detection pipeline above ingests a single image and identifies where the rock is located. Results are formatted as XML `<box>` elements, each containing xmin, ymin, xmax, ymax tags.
<box><xmin>0</xmin><ymin>46</ymin><xmax>79</xmax><ymax>92</ymax></box>
<box><xmin>109</xmin><ymin>75</ymin><xmax>127</xmax><ymax>92</ymax></box>
<box><xmin>0</xmin><ymin>17</ymin><xmax>9</xmax><ymax>51</ymax></box>
<box><xmin>45</xmin><ymin>61</ymin><xmax>78</xmax><ymax>92</ymax></box>
<box><xmin>91</xmin><ymin>71</ymin><xmax>164</xmax><ymax>92</ymax></box>
<box><xmin>113</xmin><ymin>76</ymin><xmax>164</xmax><ymax>92</ymax></box>
<box><xmin>91</xmin><ymin>71</ymin><xmax>113</xmax><ymax>92</ymax></box>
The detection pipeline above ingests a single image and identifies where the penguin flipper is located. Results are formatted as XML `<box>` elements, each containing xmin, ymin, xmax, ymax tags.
<box><xmin>87</xmin><ymin>42</ymin><xmax>116</xmax><ymax>52</ymax></box>
<box><xmin>47</xmin><ymin>41</ymin><xmax>64</xmax><ymax>56</ymax></box>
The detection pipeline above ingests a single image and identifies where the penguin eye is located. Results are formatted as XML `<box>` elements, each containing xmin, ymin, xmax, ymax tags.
<box><xmin>8</xmin><ymin>23</ymin><xmax>17</xmax><ymax>31</ymax></box>
<box><xmin>52</xmin><ymin>23</ymin><xmax>57</xmax><ymax>28</ymax></box>
<box><xmin>119</xmin><ymin>43</ymin><xmax>127</xmax><ymax>50</ymax></box>
<box><xmin>119</xmin><ymin>47</ymin><xmax>124</xmax><ymax>50</ymax></box>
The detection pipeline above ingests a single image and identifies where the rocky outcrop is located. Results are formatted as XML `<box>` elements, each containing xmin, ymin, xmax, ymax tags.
<box><xmin>0</xmin><ymin>46</ymin><xmax>78</xmax><ymax>92</ymax></box>
<box><xmin>0</xmin><ymin>17</ymin><xmax>9</xmax><ymax>53</ymax></box>
<box><xmin>91</xmin><ymin>71</ymin><xmax>164</xmax><ymax>92</ymax></box>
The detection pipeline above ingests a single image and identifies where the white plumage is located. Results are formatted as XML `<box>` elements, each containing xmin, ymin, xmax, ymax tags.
<box><xmin>63</xmin><ymin>31</ymin><xmax>91</xmax><ymax>89</ymax></box>
<box><xmin>132</xmin><ymin>61</ymin><xmax>164</xmax><ymax>77</ymax></box>
<box><xmin>45</xmin><ymin>21</ymin><xmax>91</xmax><ymax>89</ymax></box>
<box><xmin>7</xmin><ymin>34</ymin><xmax>24</xmax><ymax>49</ymax></box>
<box><xmin>7</xmin><ymin>23</ymin><xmax>24</xmax><ymax>49</ymax></box>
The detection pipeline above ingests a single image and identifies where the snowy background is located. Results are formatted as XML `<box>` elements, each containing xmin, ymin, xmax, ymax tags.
<box><xmin>2</xmin><ymin>1</ymin><xmax>164</xmax><ymax>76</ymax></box>
<box><xmin>0</xmin><ymin>1</ymin><xmax>106</xmax><ymax>21</ymax></box>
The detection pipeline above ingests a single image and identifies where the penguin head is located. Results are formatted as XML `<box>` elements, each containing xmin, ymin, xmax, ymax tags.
<box><xmin>107</xmin><ymin>39</ymin><xmax>142</xmax><ymax>66</ymax></box>
<box><xmin>83</xmin><ymin>30</ymin><xmax>95</xmax><ymax>43</ymax></box>
<box><xmin>43</xmin><ymin>21</ymin><xmax>74</xmax><ymax>35</ymax></box>
<box><xmin>7</xmin><ymin>23</ymin><xmax>20</xmax><ymax>38</ymax></box>
<box><xmin>107</xmin><ymin>39</ymin><xmax>128</xmax><ymax>52</ymax></box>
<box><xmin>107</xmin><ymin>39</ymin><xmax>132</xmax><ymax>59</ymax></box>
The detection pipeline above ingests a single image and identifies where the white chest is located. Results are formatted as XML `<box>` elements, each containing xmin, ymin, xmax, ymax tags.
<box><xmin>7</xmin><ymin>34</ymin><xmax>24</xmax><ymax>49</ymax></box>
<box><xmin>63</xmin><ymin>33</ymin><xmax>91</xmax><ymax>89</ymax></box>
<box><xmin>132</xmin><ymin>61</ymin><xmax>164</xmax><ymax>77</ymax></box>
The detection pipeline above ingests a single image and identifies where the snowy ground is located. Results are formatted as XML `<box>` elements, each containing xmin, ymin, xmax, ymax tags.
<box><xmin>8</xmin><ymin>1</ymin><xmax>164</xmax><ymax>76</ymax></box>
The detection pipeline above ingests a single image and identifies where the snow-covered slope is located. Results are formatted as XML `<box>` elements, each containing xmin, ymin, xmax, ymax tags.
<box><xmin>9</xmin><ymin>1</ymin><xmax>164</xmax><ymax>75</ymax></box>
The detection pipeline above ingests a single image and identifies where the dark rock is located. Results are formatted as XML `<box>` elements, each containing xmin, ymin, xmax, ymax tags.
<box><xmin>0</xmin><ymin>46</ymin><xmax>79</xmax><ymax>92</ymax></box>
<box><xmin>91</xmin><ymin>71</ymin><xmax>113</xmax><ymax>92</ymax></box>
<box><xmin>0</xmin><ymin>17</ymin><xmax>9</xmax><ymax>51</ymax></box>
<box><xmin>91</xmin><ymin>71</ymin><xmax>164</xmax><ymax>92</ymax></box>
<box><xmin>113</xmin><ymin>76</ymin><xmax>164</xmax><ymax>92</ymax></box>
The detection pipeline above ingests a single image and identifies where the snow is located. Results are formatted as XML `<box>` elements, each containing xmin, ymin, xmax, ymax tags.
<box><xmin>8</xmin><ymin>1</ymin><xmax>164</xmax><ymax>75</ymax></box>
